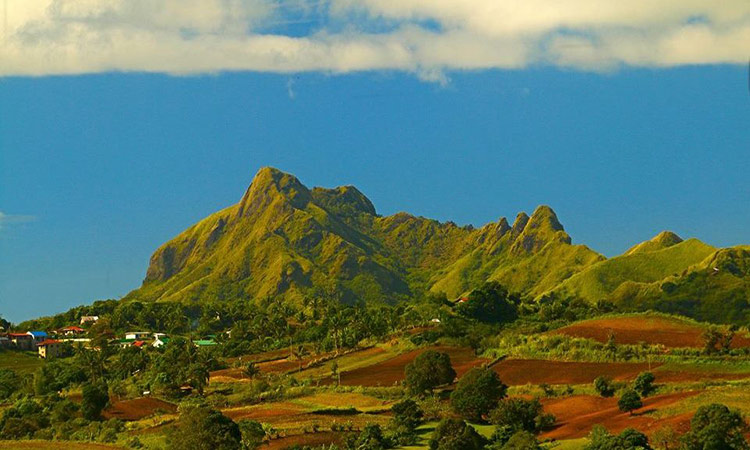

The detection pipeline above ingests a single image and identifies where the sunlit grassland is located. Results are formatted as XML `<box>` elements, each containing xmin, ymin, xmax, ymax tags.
<box><xmin>0</xmin><ymin>350</ymin><xmax>43</xmax><ymax>375</ymax></box>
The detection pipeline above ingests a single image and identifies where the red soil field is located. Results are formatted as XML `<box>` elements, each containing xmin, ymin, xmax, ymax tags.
<box><xmin>102</xmin><ymin>397</ymin><xmax>177</xmax><ymax>421</ymax></box>
<box><xmin>492</xmin><ymin>359</ymin><xmax>655</xmax><ymax>385</ymax></box>
<box><xmin>266</xmin><ymin>431</ymin><xmax>351</xmax><ymax>449</ymax></box>
<box><xmin>336</xmin><ymin>346</ymin><xmax>488</xmax><ymax>387</ymax></box>
<box><xmin>541</xmin><ymin>391</ymin><xmax>699</xmax><ymax>440</ymax></box>
<box><xmin>552</xmin><ymin>316</ymin><xmax>750</xmax><ymax>348</ymax></box>
<box><xmin>212</xmin><ymin>347</ymin><xmax>386</xmax><ymax>382</ymax></box>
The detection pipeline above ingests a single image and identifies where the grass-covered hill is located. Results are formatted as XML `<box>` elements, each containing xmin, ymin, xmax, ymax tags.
<box><xmin>547</xmin><ymin>232</ymin><xmax>717</xmax><ymax>302</ymax></box>
<box><xmin>124</xmin><ymin>167</ymin><xmax>750</xmax><ymax>323</ymax></box>
<box><xmin>125</xmin><ymin>167</ymin><xmax>603</xmax><ymax>305</ymax></box>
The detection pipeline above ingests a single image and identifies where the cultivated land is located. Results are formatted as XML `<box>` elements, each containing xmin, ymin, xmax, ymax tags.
<box><xmin>552</xmin><ymin>314</ymin><xmax>750</xmax><ymax>348</ymax></box>
<box><xmin>8</xmin><ymin>169</ymin><xmax>750</xmax><ymax>449</ymax></box>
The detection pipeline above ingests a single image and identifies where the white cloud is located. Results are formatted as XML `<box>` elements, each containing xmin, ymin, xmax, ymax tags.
<box><xmin>0</xmin><ymin>0</ymin><xmax>748</xmax><ymax>79</ymax></box>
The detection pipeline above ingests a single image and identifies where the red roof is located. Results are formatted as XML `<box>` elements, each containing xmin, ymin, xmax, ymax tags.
<box><xmin>8</xmin><ymin>333</ymin><xmax>30</xmax><ymax>338</ymax></box>
<box><xmin>36</xmin><ymin>339</ymin><xmax>61</xmax><ymax>346</ymax></box>
<box><xmin>457</xmin><ymin>297</ymin><xmax>470</xmax><ymax>303</ymax></box>
<box><xmin>133</xmin><ymin>340</ymin><xmax>146</xmax><ymax>347</ymax></box>
<box><xmin>62</xmin><ymin>326</ymin><xmax>85</xmax><ymax>332</ymax></box>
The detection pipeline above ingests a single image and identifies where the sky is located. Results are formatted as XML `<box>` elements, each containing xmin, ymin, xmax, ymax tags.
<box><xmin>1</xmin><ymin>1</ymin><xmax>749</xmax><ymax>323</ymax></box>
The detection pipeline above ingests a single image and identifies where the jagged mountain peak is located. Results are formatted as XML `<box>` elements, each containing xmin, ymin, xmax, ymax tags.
<box><xmin>237</xmin><ymin>166</ymin><xmax>312</xmax><ymax>216</ymax></box>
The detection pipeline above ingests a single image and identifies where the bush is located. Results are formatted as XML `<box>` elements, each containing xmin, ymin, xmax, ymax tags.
<box><xmin>500</xmin><ymin>430</ymin><xmax>541</xmax><ymax>450</ymax></box>
<box><xmin>451</xmin><ymin>368</ymin><xmax>507</xmax><ymax>422</ymax></box>
<box><xmin>488</xmin><ymin>398</ymin><xmax>555</xmax><ymax>433</ymax></box>
<box><xmin>593</xmin><ymin>376</ymin><xmax>616</xmax><ymax>398</ymax></box>
<box><xmin>429</xmin><ymin>418</ymin><xmax>486</xmax><ymax>450</ymax></box>
<box><xmin>634</xmin><ymin>372</ymin><xmax>656</xmax><ymax>397</ymax></box>
<box><xmin>585</xmin><ymin>425</ymin><xmax>652</xmax><ymax>450</ymax></box>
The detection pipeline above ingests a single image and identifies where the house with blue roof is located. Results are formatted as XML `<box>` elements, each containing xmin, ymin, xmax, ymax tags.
<box><xmin>27</xmin><ymin>331</ymin><xmax>48</xmax><ymax>344</ymax></box>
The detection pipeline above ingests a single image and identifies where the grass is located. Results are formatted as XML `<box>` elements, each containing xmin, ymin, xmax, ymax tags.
<box><xmin>551</xmin><ymin>238</ymin><xmax>716</xmax><ymax>302</ymax></box>
<box><xmin>0</xmin><ymin>350</ymin><xmax>43</xmax><ymax>375</ymax></box>
<box><xmin>543</xmin><ymin>438</ymin><xmax>589</xmax><ymax>449</ymax></box>
<box><xmin>652</xmin><ymin>383</ymin><xmax>750</xmax><ymax>419</ymax></box>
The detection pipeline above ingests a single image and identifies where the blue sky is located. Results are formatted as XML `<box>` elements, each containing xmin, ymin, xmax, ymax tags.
<box><xmin>1</xmin><ymin>1</ymin><xmax>749</xmax><ymax>322</ymax></box>
<box><xmin>2</xmin><ymin>67</ymin><xmax>749</xmax><ymax>322</ymax></box>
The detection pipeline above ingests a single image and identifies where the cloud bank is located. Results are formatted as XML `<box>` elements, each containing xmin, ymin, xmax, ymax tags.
<box><xmin>1</xmin><ymin>0</ymin><xmax>748</xmax><ymax>79</ymax></box>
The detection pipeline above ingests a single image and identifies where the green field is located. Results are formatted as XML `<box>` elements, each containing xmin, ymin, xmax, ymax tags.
<box><xmin>0</xmin><ymin>350</ymin><xmax>43</xmax><ymax>375</ymax></box>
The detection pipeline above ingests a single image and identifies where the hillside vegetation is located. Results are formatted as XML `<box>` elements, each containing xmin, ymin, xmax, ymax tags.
<box><xmin>123</xmin><ymin>167</ymin><xmax>750</xmax><ymax>324</ymax></box>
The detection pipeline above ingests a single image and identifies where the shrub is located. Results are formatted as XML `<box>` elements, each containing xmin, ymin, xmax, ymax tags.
<box><xmin>593</xmin><ymin>376</ymin><xmax>616</xmax><ymax>398</ymax></box>
<box><xmin>429</xmin><ymin>418</ymin><xmax>487</xmax><ymax>450</ymax></box>
<box><xmin>634</xmin><ymin>372</ymin><xmax>656</xmax><ymax>397</ymax></box>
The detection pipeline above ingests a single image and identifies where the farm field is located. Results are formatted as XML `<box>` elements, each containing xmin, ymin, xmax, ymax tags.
<box><xmin>332</xmin><ymin>346</ymin><xmax>489</xmax><ymax>387</ymax></box>
<box><xmin>552</xmin><ymin>314</ymin><xmax>750</xmax><ymax>348</ymax></box>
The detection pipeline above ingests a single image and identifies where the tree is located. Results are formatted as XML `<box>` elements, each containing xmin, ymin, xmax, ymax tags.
<box><xmin>681</xmin><ymin>403</ymin><xmax>749</xmax><ymax>450</ymax></box>
<box><xmin>585</xmin><ymin>425</ymin><xmax>651</xmax><ymax>450</ymax></box>
<box><xmin>168</xmin><ymin>402</ymin><xmax>241</xmax><ymax>450</ymax></box>
<box><xmin>0</xmin><ymin>369</ymin><xmax>20</xmax><ymax>400</ymax></box>
<box><xmin>457</xmin><ymin>282</ymin><xmax>519</xmax><ymax>324</ymax></box>
<box><xmin>651</xmin><ymin>425</ymin><xmax>680</xmax><ymax>450</ymax></box>
<box><xmin>489</xmin><ymin>398</ymin><xmax>555</xmax><ymax>433</ymax></box>
<box><xmin>634</xmin><ymin>372</ymin><xmax>656</xmax><ymax>397</ymax></box>
<box><xmin>353</xmin><ymin>423</ymin><xmax>389</xmax><ymax>450</ymax></box>
<box><xmin>238</xmin><ymin>419</ymin><xmax>266</xmax><ymax>450</ymax></box>
<box><xmin>243</xmin><ymin>362</ymin><xmax>260</xmax><ymax>379</ymax></box>
<box><xmin>404</xmin><ymin>350</ymin><xmax>456</xmax><ymax>395</ymax></box>
<box><xmin>594</xmin><ymin>376</ymin><xmax>616</xmax><ymax>398</ymax></box>
<box><xmin>391</xmin><ymin>399</ymin><xmax>424</xmax><ymax>431</ymax></box>
<box><xmin>81</xmin><ymin>380</ymin><xmax>109</xmax><ymax>420</ymax></box>
<box><xmin>451</xmin><ymin>368</ymin><xmax>507</xmax><ymax>422</ymax></box>
<box><xmin>617</xmin><ymin>390</ymin><xmax>642</xmax><ymax>416</ymax></box>
<box><xmin>429</xmin><ymin>418</ymin><xmax>486</xmax><ymax>450</ymax></box>
<box><xmin>501</xmin><ymin>431</ymin><xmax>541</xmax><ymax>450</ymax></box>
<box><xmin>330</xmin><ymin>361</ymin><xmax>340</xmax><ymax>386</ymax></box>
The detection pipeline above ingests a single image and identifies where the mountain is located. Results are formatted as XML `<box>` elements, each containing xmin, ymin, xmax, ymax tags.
<box><xmin>125</xmin><ymin>167</ymin><xmax>603</xmax><ymax>305</ymax></box>
<box><xmin>125</xmin><ymin>167</ymin><xmax>750</xmax><ymax>324</ymax></box>
<box><xmin>547</xmin><ymin>232</ymin><xmax>717</xmax><ymax>302</ymax></box>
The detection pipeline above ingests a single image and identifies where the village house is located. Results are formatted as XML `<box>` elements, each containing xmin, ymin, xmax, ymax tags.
<box><xmin>80</xmin><ymin>316</ymin><xmax>99</xmax><ymax>325</ymax></box>
<box><xmin>9</xmin><ymin>333</ymin><xmax>33</xmax><ymax>350</ymax></box>
<box><xmin>192</xmin><ymin>339</ymin><xmax>217</xmax><ymax>348</ymax></box>
<box><xmin>125</xmin><ymin>331</ymin><xmax>151</xmax><ymax>340</ymax></box>
<box><xmin>0</xmin><ymin>335</ymin><xmax>10</xmax><ymax>348</ymax></box>
<box><xmin>27</xmin><ymin>331</ymin><xmax>48</xmax><ymax>344</ymax></box>
<box><xmin>37</xmin><ymin>339</ymin><xmax>62</xmax><ymax>359</ymax></box>
<box><xmin>59</xmin><ymin>326</ymin><xmax>85</xmax><ymax>336</ymax></box>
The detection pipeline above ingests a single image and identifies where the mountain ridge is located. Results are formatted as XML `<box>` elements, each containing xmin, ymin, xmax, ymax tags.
<box><xmin>126</xmin><ymin>167</ymin><xmax>750</xmax><ymax>322</ymax></box>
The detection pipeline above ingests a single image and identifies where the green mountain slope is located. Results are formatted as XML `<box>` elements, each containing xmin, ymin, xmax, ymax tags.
<box><xmin>125</xmin><ymin>167</ymin><xmax>602</xmax><ymax>304</ymax></box>
<box><xmin>125</xmin><ymin>167</ymin><xmax>750</xmax><ymax>324</ymax></box>
<box><xmin>613</xmin><ymin>246</ymin><xmax>750</xmax><ymax>323</ymax></box>
<box><xmin>548</xmin><ymin>233</ymin><xmax>717</xmax><ymax>302</ymax></box>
